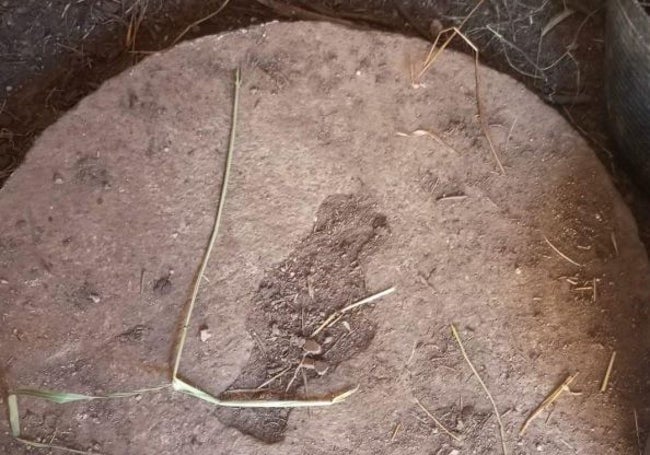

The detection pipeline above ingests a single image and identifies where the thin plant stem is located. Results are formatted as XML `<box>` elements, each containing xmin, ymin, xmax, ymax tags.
<box><xmin>172</xmin><ymin>68</ymin><xmax>241</xmax><ymax>379</ymax></box>
<box><xmin>451</xmin><ymin>324</ymin><xmax>508</xmax><ymax>455</ymax></box>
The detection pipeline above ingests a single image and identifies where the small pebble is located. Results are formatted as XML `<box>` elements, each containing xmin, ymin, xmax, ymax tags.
<box><xmin>88</xmin><ymin>293</ymin><xmax>101</xmax><ymax>304</ymax></box>
<box><xmin>302</xmin><ymin>357</ymin><xmax>316</xmax><ymax>369</ymax></box>
<box><xmin>53</xmin><ymin>173</ymin><xmax>64</xmax><ymax>184</ymax></box>
<box><xmin>302</xmin><ymin>339</ymin><xmax>322</xmax><ymax>355</ymax></box>
<box><xmin>199</xmin><ymin>328</ymin><xmax>212</xmax><ymax>342</ymax></box>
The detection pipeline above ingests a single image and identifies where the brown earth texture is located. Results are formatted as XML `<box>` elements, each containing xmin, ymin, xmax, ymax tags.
<box><xmin>1</xmin><ymin>21</ymin><xmax>650</xmax><ymax>455</ymax></box>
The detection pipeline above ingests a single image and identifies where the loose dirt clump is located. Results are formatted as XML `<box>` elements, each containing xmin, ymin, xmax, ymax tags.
<box><xmin>218</xmin><ymin>194</ymin><xmax>387</xmax><ymax>441</ymax></box>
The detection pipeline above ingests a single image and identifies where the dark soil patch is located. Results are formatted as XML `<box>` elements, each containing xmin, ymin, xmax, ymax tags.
<box><xmin>217</xmin><ymin>193</ymin><xmax>388</xmax><ymax>442</ymax></box>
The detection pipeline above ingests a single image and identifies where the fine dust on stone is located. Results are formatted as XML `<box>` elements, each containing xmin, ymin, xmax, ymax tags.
<box><xmin>215</xmin><ymin>193</ymin><xmax>389</xmax><ymax>442</ymax></box>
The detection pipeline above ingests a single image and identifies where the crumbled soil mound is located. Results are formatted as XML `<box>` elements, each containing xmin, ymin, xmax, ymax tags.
<box><xmin>1</xmin><ymin>21</ymin><xmax>649</xmax><ymax>455</ymax></box>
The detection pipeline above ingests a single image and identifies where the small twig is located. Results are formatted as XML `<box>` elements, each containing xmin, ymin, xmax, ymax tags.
<box><xmin>543</xmin><ymin>235</ymin><xmax>583</xmax><ymax>267</ymax></box>
<box><xmin>559</xmin><ymin>438</ymin><xmax>575</xmax><ymax>451</ymax></box>
<box><xmin>541</xmin><ymin>8</ymin><xmax>575</xmax><ymax>37</ymax></box>
<box><xmin>451</xmin><ymin>325</ymin><xmax>507</xmax><ymax>454</ymax></box>
<box><xmin>173</xmin><ymin>377</ymin><xmax>358</xmax><ymax>408</ymax></box>
<box><xmin>125</xmin><ymin>0</ymin><xmax>147</xmax><ymax>52</ymax></box>
<box><xmin>406</xmin><ymin>341</ymin><xmax>419</xmax><ymax>365</ymax></box>
<box><xmin>250</xmin><ymin>330</ymin><xmax>268</xmax><ymax>358</ymax></box>
<box><xmin>611</xmin><ymin>232</ymin><xmax>619</xmax><ymax>257</ymax></box>
<box><xmin>391</xmin><ymin>422</ymin><xmax>402</xmax><ymax>442</ymax></box>
<box><xmin>437</xmin><ymin>195</ymin><xmax>467</xmax><ymax>202</ymax></box>
<box><xmin>323</xmin><ymin>332</ymin><xmax>349</xmax><ymax>356</ymax></box>
<box><xmin>257</xmin><ymin>365</ymin><xmax>291</xmax><ymax>389</ymax></box>
<box><xmin>460</xmin><ymin>29</ymin><xmax>506</xmax><ymax>174</ymax></box>
<box><xmin>139</xmin><ymin>267</ymin><xmax>145</xmax><ymax>294</ymax></box>
<box><xmin>592</xmin><ymin>278</ymin><xmax>597</xmax><ymax>303</ymax></box>
<box><xmin>172</xmin><ymin>0</ymin><xmax>231</xmax><ymax>45</ymax></box>
<box><xmin>311</xmin><ymin>287</ymin><xmax>395</xmax><ymax>337</ymax></box>
<box><xmin>47</xmin><ymin>428</ymin><xmax>58</xmax><ymax>445</ymax></box>
<box><xmin>15</xmin><ymin>438</ymin><xmax>99</xmax><ymax>454</ymax></box>
<box><xmin>301</xmin><ymin>368</ymin><xmax>312</xmax><ymax>417</ymax></box>
<box><xmin>286</xmin><ymin>356</ymin><xmax>306</xmax><ymax>392</ymax></box>
<box><xmin>634</xmin><ymin>409</ymin><xmax>642</xmax><ymax>455</ymax></box>
<box><xmin>396</xmin><ymin>130</ymin><xmax>459</xmax><ymax>154</ymax></box>
<box><xmin>520</xmin><ymin>372</ymin><xmax>579</xmax><ymax>435</ymax></box>
<box><xmin>416</xmin><ymin>0</ymin><xmax>486</xmax><ymax>80</ymax></box>
<box><xmin>544</xmin><ymin>405</ymin><xmax>555</xmax><ymax>424</ymax></box>
<box><xmin>504</xmin><ymin>117</ymin><xmax>518</xmax><ymax>156</ymax></box>
<box><xmin>600</xmin><ymin>351</ymin><xmax>616</xmax><ymax>392</ymax></box>
<box><xmin>572</xmin><ymin>286</ymin><xmax>593</xmax><ymax>292</ymax></box>
<box><xmin>415</xmin><ymin>398</ymin><xmax>461</xmax><ymax>441</ymax></box>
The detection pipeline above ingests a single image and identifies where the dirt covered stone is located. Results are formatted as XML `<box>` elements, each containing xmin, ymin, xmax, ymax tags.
<box><xmin>1</xmin><ymin>21</ymin><xmax>649</xmax><ymax>455</ymax></box>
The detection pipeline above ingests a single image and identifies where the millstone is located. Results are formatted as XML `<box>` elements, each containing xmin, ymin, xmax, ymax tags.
<box><xmin>1</xmin><ymin>21</ymin><xmax>648</xmax><ymax>454</ymax></box>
